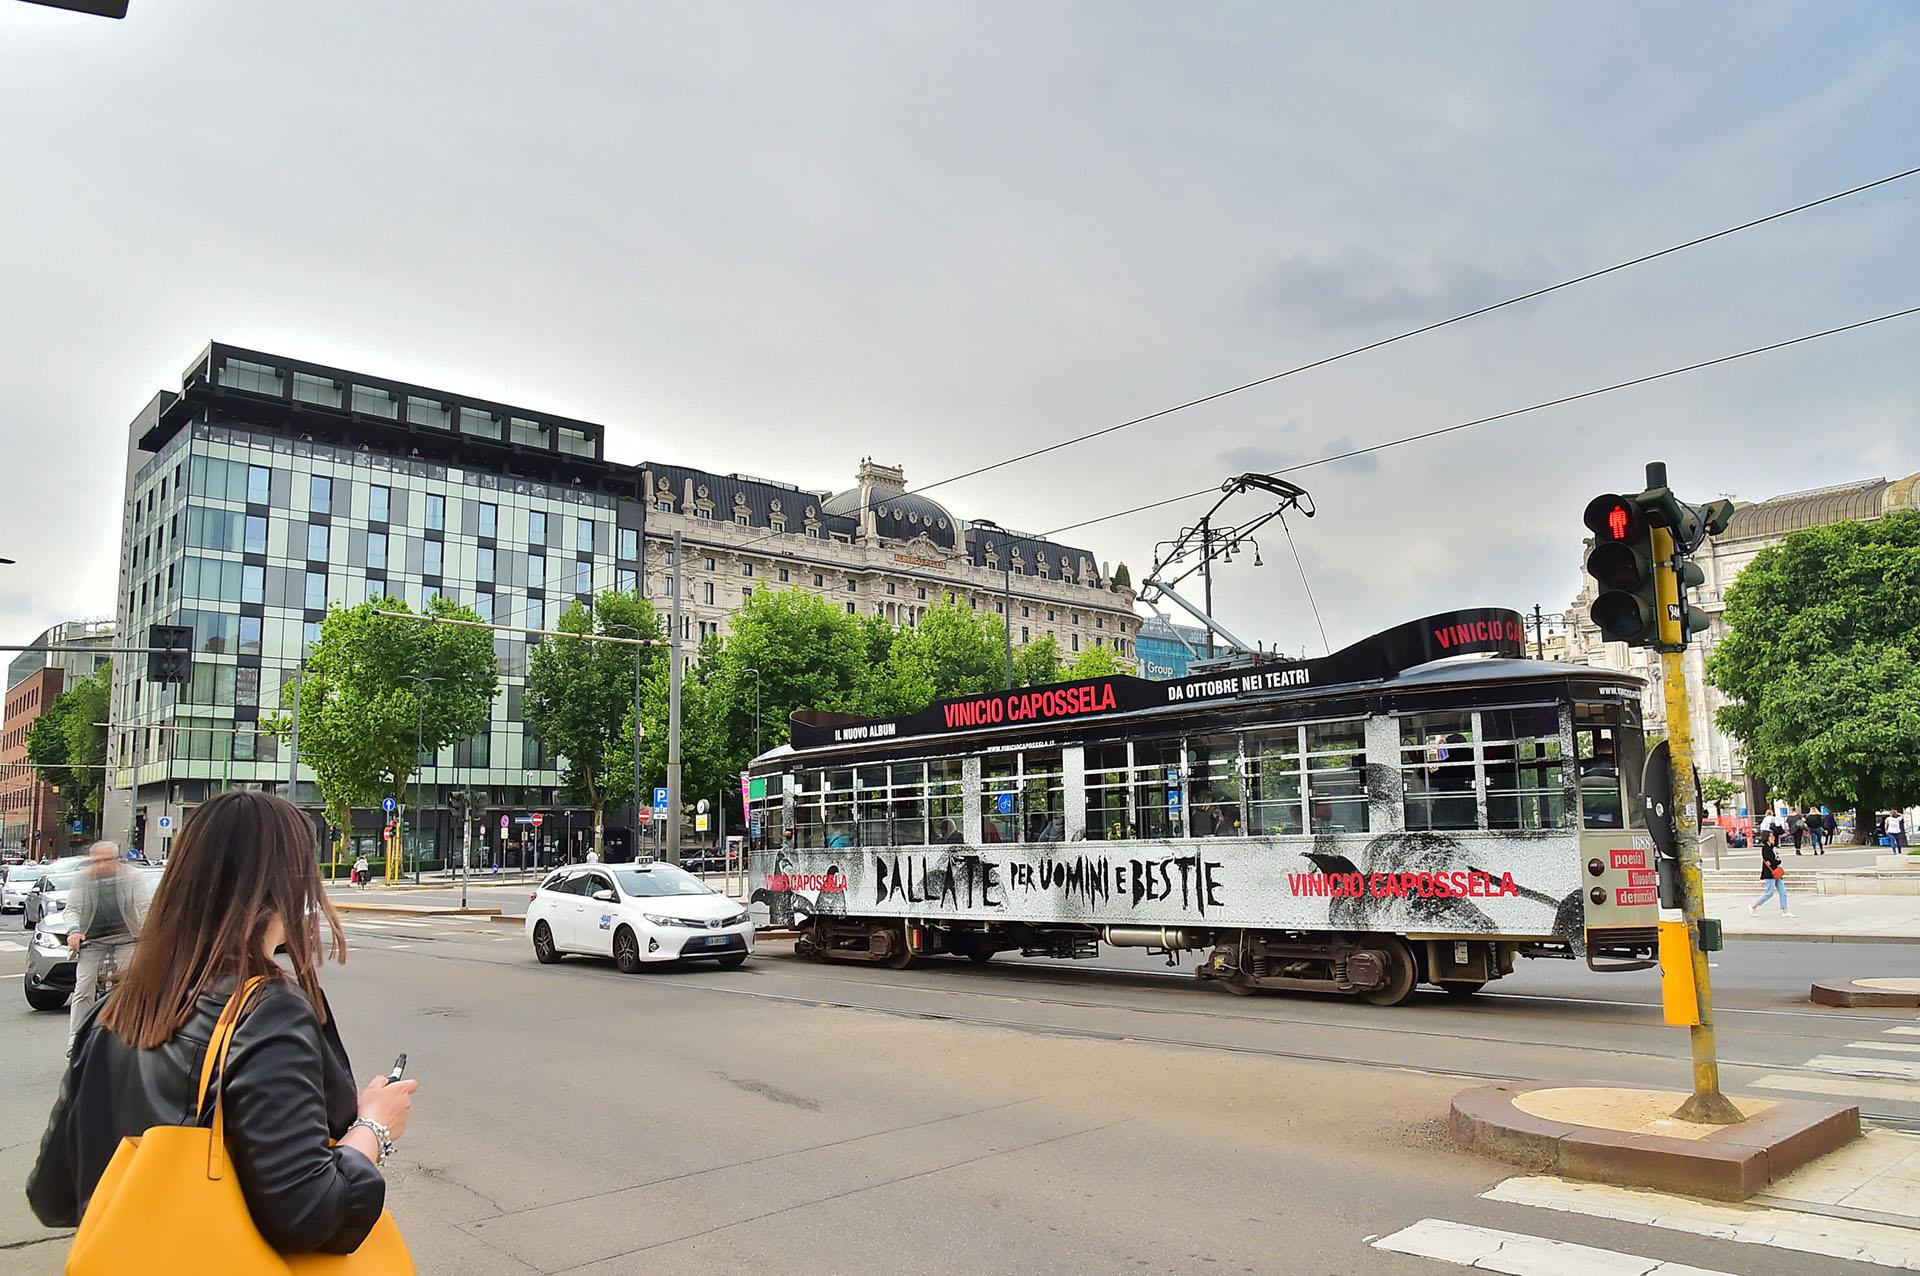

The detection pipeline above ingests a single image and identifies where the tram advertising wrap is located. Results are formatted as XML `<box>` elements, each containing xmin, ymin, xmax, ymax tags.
<box><xmin>755</xmin><ymin>607</ymin><xmax>1660</xmax><ymax>1003</ymax></box>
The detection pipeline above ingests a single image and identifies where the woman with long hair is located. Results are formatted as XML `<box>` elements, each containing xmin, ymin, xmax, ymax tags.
<box><xmin>28</xmin><ymin>789</ymin><xmax>417</xmax><ymax>1254</ymax></box>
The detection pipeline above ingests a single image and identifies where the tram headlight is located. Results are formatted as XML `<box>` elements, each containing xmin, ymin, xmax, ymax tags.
<box><xmin>1589</xmin><ymin>886</ymin><xmax>1608</xmax><ymax>906</ymax></box>
<box><xmin>1587</xmin><ymin>857</ymin><xmax>1605</xmax><ymax>877</ymax></box>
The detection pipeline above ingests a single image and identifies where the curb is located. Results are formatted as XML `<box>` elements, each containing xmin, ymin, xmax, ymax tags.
<box><xmin>1451</xmin><ymin>1082</ymin><xmax>1859</xmax><ymax>1202</ymax></box>
<box><xmin>334</xmin><ymin>903</ymin><xmax>501</xmax><ymax>918</ymax></box>
<box><xmin>1727</xmin><ymin>931</ymin><xmax>1920</xmax><ymax>946</ymax></box>
<box><xmin>1811</xmin><ymin>979</ymin><xmax>1920</xmax><ymax>1008</ymax></box>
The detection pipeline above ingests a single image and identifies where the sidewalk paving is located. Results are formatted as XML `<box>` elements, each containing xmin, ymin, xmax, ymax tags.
<box><xmin>1707</xmin><ymin>891</ymin><xmax>1920</xmax><ymax>944</ymax></box>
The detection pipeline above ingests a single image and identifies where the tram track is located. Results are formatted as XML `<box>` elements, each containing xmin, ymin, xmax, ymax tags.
<box><xmin>341</xmin><ymin>924</ymin><xmax>1920</xmax><ymax>1130</ymax></box>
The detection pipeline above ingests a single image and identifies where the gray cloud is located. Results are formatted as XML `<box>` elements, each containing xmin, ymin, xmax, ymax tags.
<box><xmin>1253</xmin><ymin>247</ymin><xmax>1548</xmax><ymax>331</ymax></box>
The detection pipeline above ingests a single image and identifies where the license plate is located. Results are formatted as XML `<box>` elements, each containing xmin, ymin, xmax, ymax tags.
<box><xmin>701</xmin><ymin>935</ymin><xmax>730</xmax><ymax>947</ymax></box>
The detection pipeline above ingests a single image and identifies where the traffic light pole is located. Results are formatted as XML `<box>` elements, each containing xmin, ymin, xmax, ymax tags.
<box><xmin>666</xmin><ymin>530</ymin><xmax>684</xmax><ymax>866</ymax></box>
<box><xmin>1652</xmin><ymin>525</ymin><xmax>1742</xmax><ymax>1125</ymax></box>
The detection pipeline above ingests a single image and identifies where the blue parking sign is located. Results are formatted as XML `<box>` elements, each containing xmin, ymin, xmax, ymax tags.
<box><xmin>653</xmin><ymin>786</ymin><xmax>670</xmax><ymax>811</ymax></box>
<box><xmin>1168</xmin><ymin>790</ymin><xmax>1184</xmax><ymax>812</ymax></box>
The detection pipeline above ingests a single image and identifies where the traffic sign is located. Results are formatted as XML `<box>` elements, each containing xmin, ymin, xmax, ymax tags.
<box><xmin>995</xmin><ymin>791</ymin><xmax>1014</xmax><ymax>815</ymax></box>
<box><xmin>531</xmin><ymin>813</ymin><xmax>545</xmax><ymax>827</ymax></box>
<box><xmin>383</xmin><ymin>797</ymin><xmax>397</xmax><ymax>813</ymax></box>
<box><xmin>498</xmin><ymin>815</ymin><xmax>509</xmax><ymax>830</ymax></box>
<box><xmin>653</xmin><ymin>786</ymin><xmax>670</xmax><ymax>811</ymax></box>
<box><xmin>637</xmin><ymin>809</ymin><xmax>653</xmax><ymax>824</ymax></box>
<box><xmin>695</xmin><ymin>814</ymin><xmax>710</xmax><ymax>832</ymax></box>
<box><xmin>72</xmin><ymin>820</ymin><xmax>84</xmax><ymax>833</ymax></box>
<box><xmin>157</xmin><ymin>815</ymin><xmax>173</xmax><ymax>831</ymax></box>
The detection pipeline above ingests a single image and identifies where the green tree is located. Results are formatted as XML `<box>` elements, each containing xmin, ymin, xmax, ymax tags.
<box><xmin>271</xmin><ymin>596</ymin><xmax>499</xmax><ymax>857</ymax></box>
<box><xmin>1698</xmin><ymin>774</ymin><xmax>1741</xmax><ymax>814</ymax></box>
<box><xmin>524</xmin><ymin>593</ymin><xmax>662</xmax><ymax>856</ymax></box>
<box><xmin>1111</xmin><ymin>562</ymin><xmax>1132</xmax><ymax>590</ymax></box>
<box><xmin>1065</xmin><ymin>644</ymin><xmax>1131</xmax><ymax>679</ymax></box>
<box><xmin>873</xmin><ymin>601</ymin><xmax>1006</xmax><ymax>713</ymax></box>
<box><xmin>25</xmin><ymin>662</ymin><xmax>112</xmax><ymax>836</ymax></box>
<box><xmin>1707</xmin><ymin>511</ymin><xmax>1920</xmax><ymax>843</ymax></box>
<box><xmin>1014</xmin><ymin>633</ymin><xmax>1064</xmax><ymax>687</ymax></box>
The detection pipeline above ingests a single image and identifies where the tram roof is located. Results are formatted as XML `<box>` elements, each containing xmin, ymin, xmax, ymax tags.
<box><xmin>758</xmin><ymin>608</ymin><xmax>1643</xmax><ymax>766</ymax></box>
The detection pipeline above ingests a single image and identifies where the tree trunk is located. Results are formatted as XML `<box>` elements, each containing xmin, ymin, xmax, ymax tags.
<box><xmin>592</xmin><ymin>805</ymin><xmax>605</xmax><ymax>858</ymax></box>
<box><xmin>1855</xmin><ymin>802</ymin><xmax>1875</xmax><ymax>846</ymax></box>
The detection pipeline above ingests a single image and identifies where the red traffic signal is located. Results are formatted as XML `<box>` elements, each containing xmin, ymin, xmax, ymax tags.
<box><xmin>1583</xmin><ymin>494</ymin><xmax>1644</xmax><ymax>544</ymax></box>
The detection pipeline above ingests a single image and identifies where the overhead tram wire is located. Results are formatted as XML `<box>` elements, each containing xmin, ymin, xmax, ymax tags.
<box><xmin>910</xmin><ymin>163</ymin><xmax>1920</xmax><ymax>498</ymax></box>
<box><xmin>1278</xmin><ymin>513</ymin><xmax>1330</xmax><ymax>656</ymax></box>
<box><xmin>1035</xmin><ymin>303</ymin><xmax>1920</xmax><ymax>542</ymax></box>
<box><xmin>694</xmin><ymin>163</ymin><xmax>1920</xmax><ymax>570</ymax></box>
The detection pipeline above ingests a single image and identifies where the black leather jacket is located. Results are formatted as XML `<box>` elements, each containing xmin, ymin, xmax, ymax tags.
<box><xmin>26</xmin><ymin>976</ymin><xmax>384</xmax><ymax>1254</ymax></box>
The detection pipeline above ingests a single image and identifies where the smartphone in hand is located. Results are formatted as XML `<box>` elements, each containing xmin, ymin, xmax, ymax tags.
<box><xmin>387</xmin><ymin>1054</ymin><xmax>408</xmax><ymax>1085</ymax></box>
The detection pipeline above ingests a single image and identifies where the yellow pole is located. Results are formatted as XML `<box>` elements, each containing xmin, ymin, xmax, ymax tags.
<box><xmin>1654</xmin><ymin>524</ymin><xmax>1742</xmax><ymax>1125</ymax></box>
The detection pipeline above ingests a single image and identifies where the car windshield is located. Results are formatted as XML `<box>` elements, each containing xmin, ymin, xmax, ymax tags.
<box><xmin>46</xmin><ymin>871</ymin><xmax>82</xmax><ymax>890</ymax></box>
<box><xmin>9</xmin><ymin>866</ymin><xmax>47</xmax><ymax>883</ymax></box>
<box><xmin>615</xmin><ymin>865</ymin><xmax>715</xmax><ymax>897</ymax></box>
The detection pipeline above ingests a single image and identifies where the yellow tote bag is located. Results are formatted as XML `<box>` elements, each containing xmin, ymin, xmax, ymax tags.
<box><xmin>67</xmin><ymin>976</ymin><xmax>415</xmax><ymax>1275</ymax></box>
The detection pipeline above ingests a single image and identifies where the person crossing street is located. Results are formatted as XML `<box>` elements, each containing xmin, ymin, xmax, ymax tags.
<box><xmin>63</xmin><ymin>841</ymin><xmax>149</xmax><ymax>1055</ymax></box>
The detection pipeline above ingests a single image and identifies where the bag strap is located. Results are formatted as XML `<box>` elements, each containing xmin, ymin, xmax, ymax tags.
<box><xmin>197</xmin><ymin>975</ymin><xmax>270</xmax><ymax>1182</ymax></box>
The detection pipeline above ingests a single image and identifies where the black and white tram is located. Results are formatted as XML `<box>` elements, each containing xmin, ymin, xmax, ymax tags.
<box><xmin>745</xmin><ymin>607</ymin><xmax>1659</xmax><ymax>1004</ymax></box>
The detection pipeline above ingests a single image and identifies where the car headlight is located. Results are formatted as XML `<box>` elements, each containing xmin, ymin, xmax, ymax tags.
<box><xmin>725</xmin><ymin>912</ymin><xmax>749</xmax><ymax>928</ymax></box>
<box><xmin>34</xmin><ymin>929</ymin><xmax>69</xmax><ymax>953</ymax></box>
<box><xmin>642</xmin><ymin>914</ymin><xmax>686</xmax><ymax>927</ymax></box>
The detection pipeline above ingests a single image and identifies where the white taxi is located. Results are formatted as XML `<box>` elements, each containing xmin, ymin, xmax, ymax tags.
<box><xmin>526</xmin><ymin>861</ymin><xmax>752</xmax><ymax>972</ymax></box>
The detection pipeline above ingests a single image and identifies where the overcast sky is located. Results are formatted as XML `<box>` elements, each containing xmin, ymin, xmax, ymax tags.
<box><xmin>2</xmin><ymin>2</ymin><xmax>1915</xmax><ymax>656</ymax></box>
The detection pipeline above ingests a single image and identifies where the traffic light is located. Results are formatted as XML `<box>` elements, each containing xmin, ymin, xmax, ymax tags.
<box><xmin>1582</xmin><ymin>495</ymin><xmax>1660</xmax><ymax>647</ymax></box>
<box><xmin>147</xmin><ymin>624</ymin><xmax>193</xmax><ymax>683</ymax></box>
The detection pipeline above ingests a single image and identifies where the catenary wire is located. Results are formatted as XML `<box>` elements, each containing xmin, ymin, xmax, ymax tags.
<box><xmin>1035</xmin><ymin>303</ymin><xmax>1920</xmax><ymax>541</ymax></box>
<box><xmin>1279</xmin><ymin>513</ymin><xmax>1330</xmax><ymax>656</ymax></box>
<box><xmin>910</xmin><ymin>163</ymin><xmax>1920</xmax><ymax>497</ymax></box>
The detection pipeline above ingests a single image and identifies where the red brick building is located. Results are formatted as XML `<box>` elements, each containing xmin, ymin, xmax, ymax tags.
<box><xmin>2</xmin><ymin>667</ymin><xmax>68</xmax><ymax>859</ymax></box>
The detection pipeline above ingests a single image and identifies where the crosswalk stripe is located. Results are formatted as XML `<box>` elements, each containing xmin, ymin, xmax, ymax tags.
<box><xmin>1851</xmin><ymin>1041</ymin><xmax>1920</xmax><ymax>1055</ymax></box>
<box><xmin>0</xmin><ymin>939</ymin><xmax>25</xmax><ymax>952</ymax></box>
<box><xmin>1753</xmin><ymin>1073</ymin><xmax>1920</xmax><ymax>1104</ymax></box>
<box><xmin>1805</xmin><ymin>1053</ymin><xmax>1920</xmax><ymax>1082</ymax></box>
<box><xmin>1370</xmin><ymin>1218</ymin><xmax>1734</xmax><ymax>1275</ymax></box>
<box><xmin>1483</xmin><ymin>1176</ymin><xmax>1920</xmax><ymax>1270</ymax></box>
<box><xmin>1886</xmin><ymin>1026</ymin><xmax>1920</xmax><ymax>1037</ymax></box>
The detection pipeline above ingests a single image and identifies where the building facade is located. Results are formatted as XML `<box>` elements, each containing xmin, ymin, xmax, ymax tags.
<box><xmin>110</xmin><ymin>344</ymin><xmax>1136</xmax><ymax>858</ymax></box>
<box><xmin>2</xmin><ymin>620</ymin><xmax>115</xmax><ymax>855</ymax></box>
<box><xmin>1565</xmin><ymin>472</ymin><xmax>1920</xmax><ymax>808</ymax></box>
<box><xmin>1134</xmin><ymin>615</ymin><xmax>1211</xmax><ymax>680</ymax></box>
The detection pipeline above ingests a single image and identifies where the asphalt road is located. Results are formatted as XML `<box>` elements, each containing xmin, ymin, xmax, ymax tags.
<box><xmin>3</xmin><ymin>915</ymin><xmax>1917</xmax><ymax>1274</ymax></box>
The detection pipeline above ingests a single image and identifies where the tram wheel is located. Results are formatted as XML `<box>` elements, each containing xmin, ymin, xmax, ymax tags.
<box><xmin>1360</xmin><ymin>938</ymin><xmax>1417</xmax><ymax>1007</ymax></box>
<box><xmin>883</xmin><ymin>927</ymin><xmax>919</xmax><ymax>970</ymax></box>
<box><xmin>966</xmin><ymin>949</ymin><xmax>995</xmax><ymax>965</ymax></box>
<box><xmin>1440</xmin><ymin>980</ymin><xmax>1486</xmax><ymax>1000</ymax></box>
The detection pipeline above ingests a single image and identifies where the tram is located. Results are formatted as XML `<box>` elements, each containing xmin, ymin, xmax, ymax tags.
<box><xmin>745</xmin><ymin>607</ymin><xmax>1659</xmax><ymax>1004</ymax></box>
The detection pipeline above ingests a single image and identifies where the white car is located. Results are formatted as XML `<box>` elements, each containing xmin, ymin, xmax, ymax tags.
<box><xmin>526</xmin><ymin>862</ymin><xmax>753</xmax><ymax>972</ymax></box>
<box><xmin>2</xmin><ymin>863</ymin><xmax>51</xmax><ymax>914</ymax></box>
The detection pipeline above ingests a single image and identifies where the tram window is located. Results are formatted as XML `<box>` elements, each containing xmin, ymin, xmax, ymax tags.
<box><xmin>1186</xmin><ymin>734</ymin><xmax>1243</xmax><ymax>837</ymax></box>
<box><xmin>823</xmin><ymin>768</ymin><xmax>855</xmax><ymax>847</ymax></box>
<box><xmin>1483</xmin><ymin>707</ymin><xmax>1570</xmax><ymax>831</ymax></box>
<box><xmin>856</xmin><ymin>765</ymin><xmax>890</xmax><ymax>846</ymax></box>
<box><xmin>1575</xmin><ymin>703</ymin><xmax>1638</xmax><ymax>830</ymax></box>
<box><xmin>929</xmin><ymin>758</ymin><xmax>964</xmax><ymax>842</ymax></box>
<box><xmin>887</xmin><ymin>762</ymin><xmax>928</xmax><ymax>846</ymax></box>
<box><xmin>789</xmin><ymin>772</ymin><xmax>824</xmax><ymax>849</ymax></box>
<box><xmin>1306</xmin><ymin>721</ymin><xmax>1370</xmax><ymax>834</ymax></box>
<box><xmin>1133</xmin><ymin>738</ymin><xmax>1183</xmax><ymax>839</ymax></box>
<box><xmin>1246</xmin><ymin>729</ymin><xmax>1305</xmax><ymax>836</ymax></box>
<box><xmin>1085</xmin><ymin>743</ymin><xmax>1132</xmax><ymax>840</ymax></box>
<box><xmin>1022</xmin><ymin>750</ymin><xmax>1064</xmax><ymax>842</ymax></box>
<box><xmin>1400</xmin><ymin>712</ymin><xmax>1478</xmax><ymax>832</ymax></box>
<box><xmin>982</xmin><ymin>756</ymin><xmax>1018</xmax><ymax>843</ymax></box>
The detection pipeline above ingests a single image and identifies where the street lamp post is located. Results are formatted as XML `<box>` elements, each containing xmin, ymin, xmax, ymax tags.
<box><xmin>972</xmin><ymin>520</ymin><xmax>1017</xmax><ymax>690</ymax></box>
<box><xmin>402</xmin><ymin>674</ymin><xmax>444</xmax><ymax>885</ymax></box>
<box><xmin>746</xmin><ymin>667</ymin><xmax>762</xmax><ymax>758</ymax></box>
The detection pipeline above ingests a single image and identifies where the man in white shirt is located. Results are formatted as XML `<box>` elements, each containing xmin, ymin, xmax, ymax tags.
<box><xmin>585</xmin><ymin>848</ymin><xmax>600</xmax><ymax>864</ymax></box>
<box><xmin>1887</xmin><ymin>811</ymin><xmax>1908</xmax><ymax>851</ymax></box>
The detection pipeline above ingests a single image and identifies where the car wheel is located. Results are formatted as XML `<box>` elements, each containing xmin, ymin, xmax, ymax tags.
<box><xmin>717</xmin><ymin>953</ymin><xmax>746</xmax><ymax>969</ymax></box>
<box><xmin>532</xmin><ymin>921</ymin><xmax>562</xmax><ymax>965</ymax></box>
<box><xmin>25</xmin><ymin>979</ymin><xmax>67</xmax><ymax>1012</ymax></box>
<box><xmin>613</xmin><ymin>926</ymin><xmax>643</xmax><ymax>974</ymax></box>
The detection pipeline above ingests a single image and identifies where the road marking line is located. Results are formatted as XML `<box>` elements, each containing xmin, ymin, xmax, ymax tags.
<box><xmin>0</xmin><ymin>940</ymin><xmax>25</xmax><ymax>952</ymax></box>
<box><xmin>1754</xmin><ymin>1073</ymin><xmax>1920</xmax><ymax>1105</ymax></box>
<box><xmin>1887</xmin><ymin>1027</ymin><xmax>1920</xmax><ymax>1037</ymax></box>
<box><xmin>1483</xmin><ymin>1176</ymin><xmax>1920</xmax><ymax>1269</ymax></box>
<box><xmin>1805</xmin><ymin>1054</ymin><xmax>1920</xmax><ymax>1082</ymax></box>
<box><xmin>1370</xmin><ymin>1218</ymin><xmax>1734</xmax><ymax>1275</ymax></box>
<box><xmin>1851</xmin><ymin>1041</ymin><xmax>1920</xmax><ymax>1055</ymax></box>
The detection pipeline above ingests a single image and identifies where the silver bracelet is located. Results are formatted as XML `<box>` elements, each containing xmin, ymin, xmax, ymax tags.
<box><xmin>346</xmin><ymin>1117</ymin><xmax>395</xmax><ymax>1167</ymax></box>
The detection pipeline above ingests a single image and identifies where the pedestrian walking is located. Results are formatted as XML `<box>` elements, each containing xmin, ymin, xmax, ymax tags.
<box><xmin>1790</xmin><ymin>811</ymin><xmax>1806</xmax><ymax>855</ymax></box>
<box><xmin>1822</xmin><ymin>810</ymin><xmax>1838</xmax><ymax>851</ymax></box>
<box><xmin>28</xmin><ymin>790</ymin><xmax>418</xmax><ymax>1265</ymax></box>
<box><xmin>1748</xmin><ymin>834</ymin><xmax>1792</xmax><ymax>916</ymax></box>
<box><xmin>1807</xmin><ymin>810</ymin><xmax>1825</xmax><ymax>854</ymax></box>
<box><xmin>62</xmin><ymin>841</ymin><xmax>148</xmax><ymax>1057</ymax></box>
<box><xmin>1888</xmin><ymin>810</ymin><xmax>1909</xmax><ymax>851</ymax></box>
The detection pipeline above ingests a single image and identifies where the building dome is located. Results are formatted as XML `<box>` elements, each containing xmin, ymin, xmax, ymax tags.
<box><xmin>825</xmin><ymin>460</ymin><xmax>959</xmax><ymax>549</ymax></box>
